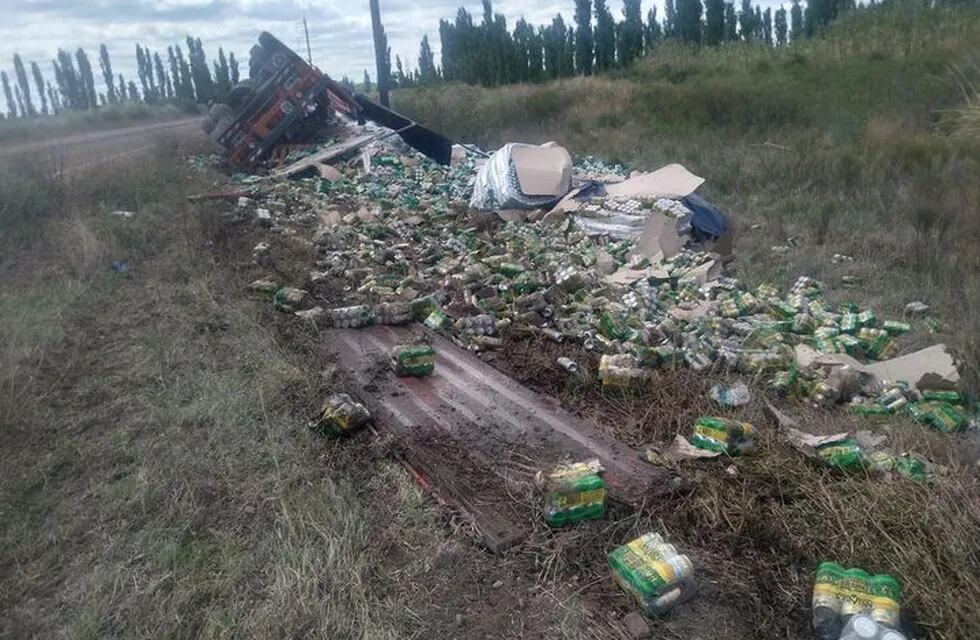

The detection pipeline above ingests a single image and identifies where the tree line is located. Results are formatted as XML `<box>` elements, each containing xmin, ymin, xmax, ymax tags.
<box><xmin>380</xmin><ymin>0</ymin><xmax>861</xmax><ymax>89</ymax></box>
<box><xmin>0</xmin><ymin>38</ymin><xmax>240</xmax><ymax>119</ymax></box>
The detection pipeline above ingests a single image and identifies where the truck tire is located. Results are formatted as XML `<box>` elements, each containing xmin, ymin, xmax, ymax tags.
<box><xmin>227</xmin><ymin>82</ymin><xmax>254</xmax><ymax>108</ymax></box>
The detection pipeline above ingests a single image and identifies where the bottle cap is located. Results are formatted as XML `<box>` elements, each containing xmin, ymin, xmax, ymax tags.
<box><xmin>851</xmin><ymin>615</ymin><xmax>878</xmax><ymax>639</ymax></box>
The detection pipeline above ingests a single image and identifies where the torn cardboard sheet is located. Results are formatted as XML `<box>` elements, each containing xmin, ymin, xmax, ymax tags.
<box><xmin>765</xmin><ymin>401</ymin><xmax>849</xmax><ymax>457</ymax></box>
<box><xmin>645</xmin><ymin>435</ymin><xmax>724</xmax><ymax>464</ymax></box>
<box><xmin>604</xmin><ymin>163</ymin><xmax>704</xmax><ymax>200</ymax></box>
<box><xmin>668</xmin><ymin>301</ymin><xmax>714</xmax><ymax>322</ymax></box>
<box><xmin>634</xmin><ymin>211</ymin><xmax>685</xmax><ymax>260</ymax></box>
<box><xmin>863</xmin><ymin>344</ymin><xmax>959</xmax><ymax>390</ymax></box>
<box><xmin>495</xmin><ymin>209</ymin><xmax>530</xmax><ymax>223</ymax></box>
<box><xmin>511</xmin><ymin>143</ymin><xmax>573</xmax><ymax>197</ymax></box>
<box><xmin>605</xmin><ymin>264</ymin><xmax>671</xmax><ymax>286</ymax></box>
<box><xmin>315</xmin><ymin>163</ymin><xmax>344</xmax><ymax>182</ymax></box>
<box><xmin>795</xmin><ymin>343</ymin><xmax>959</xmax><ymax>391</ymax></box>
<box><xmin>677</xmin><ymin>257</ymin><xmax>723</xmax><ymax>286</ymax></box>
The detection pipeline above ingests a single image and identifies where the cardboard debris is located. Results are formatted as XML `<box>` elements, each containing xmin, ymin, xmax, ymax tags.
<box><xmin>605</xmin><ymin>264</ymin><xmax>670</xmax><ymax>286</ymax></box>
<box><xmin>496</xmin><ymin>209</ymin><xmax>531</xmax><ymax>223</ymax></box>
<box><xmin>634</xmin><ymin>211</ymin><xmax>685</xmax><ymax>260</ymax></box>
<box><xmin>648</xmin><ymin>435</ymin><xmax>725</xmax><ymax>463</ymax></box>
<box><xmin>315</xmin><ymin>163</ymin><xmax>344</xmax><ymax>182</ymax></box>
<box><xmin>796</xmin><ymin>343</ymin><xmax>958</xmax><ymax>391</ymax></box>
<box><xmin>604</xmin><ymin>163</ymin><xmax>704</xmax><ymax>200</ymax></box>
<box><xmin>511</xmin><ymin>143</ymin><xmax>573</xmax><ymax>197</ymax></box>
<box><xmin>668</xmin><ymin>301</ymin><xmax>714</xmax><ymax>322</ymax></box>
<box><xmin>677</xmin><ymin>257</ymin><xmax>724</xmax><ymax>286</ymax></box>
<box><xmin>863</xmin><ymin>344</ymin><xmax>959</xmax><ymax>390</ymax></box>
<box><xmin>766</xmin><ymin>401</ymin><xmax>849</xmax><ymax>457</ymax></box>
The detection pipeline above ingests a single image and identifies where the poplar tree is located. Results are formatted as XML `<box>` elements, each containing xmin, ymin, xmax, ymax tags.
<box><xmin>30</xmin><ymin>61</ymin><xmax>48</xmax><ymax>115</ymax></box>
<box><xmin>13</xmin><ymin>54</ymin><xmax>36</xmax><ymax>116</ymax></box>
<box><xmin>213</xmin><ymin>47</ymin><xmax>231</xmax><ymax>101</ymax></box>
<box><xmin>724</xmin><ymin>2</ymin><xmax>738</xmax><ymax>41</ymax></box>
<box><xmin>677</xmin><ymin>0</ymin><xmax>703</xmax><ymax>45</ymax></box>
<box><xmin>705</xmin><ymin>0</ymin><xmax>726</xmax><ymax>46</ymax></box>
<box><xmin>154</xmin><ymin>52</ymin><xmax>171</xmax><ymax>100</ymax></box>
<box><xmin>775</xmin><ymin>7</ymin><xmax>788</xmax><ymax>45</ymax></box>
<box><xmin>574</xmin><ymin>0</ymin><xmax>593</xmax><ymax>75</ymax></box>
<box><xmin>664</xmin><ymin>0</ymin><xmax>678</xmax><ymax>39</ymax></box>
<box><xmin>619</xmin><ymin>0</ymin><xmax>644</xmax><ymax>66</ymax></box>
<box><xmin>645</xmin><ymin>7</ymin><xmax>662</xmax><ymax>51</ymax></box>
<box><xmin>1</xmin><ymin>72</ymin><xmax>16</xmax><ymax>118</ymax></box>
<box><xmin>739</xmin><ymin>0</ymin><xmax>755</xmax><ymax>40</ymax></box>
<box><xmin>229</xmin><ymin>52</ymin><xmax>240</xmax><ymax>85</ymax></box>
<box><xmin>790</xmin><ymin>0</ymin><xmax>804</xmax><ymax>41</ymax></box>
<box><xmin>75</xmin><ymin>49</ymin><xmax>97</xmax><ymax>109</ymax></box>
<box><xmin>418</xmin><ymin>36</ymin><xmax>437</xmax><ymax>84</ymax></box>
<box><xmin>763</xmin><ymin>8</ymin><xmax>773</xmax><ymax>45</ymax></box>
<box><xmin>186</xmin><ymin>37</ymin><xmax>213</xmax><ymax>102</ymax></box>
<box><xmin>98</xmin><ymin>45</ymin><xmax>116</xmax><ymax>103</ymax></box>
<box><xmin>593</xmin><ymin>0</ymin><xmax>615</xmax><ymax>70</ymax></box>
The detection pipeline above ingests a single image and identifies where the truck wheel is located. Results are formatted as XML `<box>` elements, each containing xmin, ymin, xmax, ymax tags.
<box><xmin>227</xmin><ymin>82</ymin><xmax>254</xmax><ymax>108</ymax></box>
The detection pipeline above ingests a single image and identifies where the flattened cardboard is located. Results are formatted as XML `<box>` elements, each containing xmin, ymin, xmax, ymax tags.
<box><xmin>511</xmin><ymin>145</ymin><xmax>573</xmax><ymax>197</ymax></box>
<box><xmin>798</xmin><ymin>343</ymin><xmax>959</xmax><ymax>391</ymax></box>
<box><xmin>604</xmin><ymin>163</ymin><xmax>705</xmax><ymax>199</ymax></box>
<box><xmin>863</xmin><ymin>344</ymin><xmax>959</xmax><ymax>390</ymax></box>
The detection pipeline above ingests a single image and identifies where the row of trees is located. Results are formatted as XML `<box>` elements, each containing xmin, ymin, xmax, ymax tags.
<box><xmin>382</xmin><ymin>0</ymin><xmax>858</xmax><ymax>89</ymax></box>
<box><xmin>1</xmin><ymin>38</ymin><xmax>241</xmax><ymax>119</ymax></box>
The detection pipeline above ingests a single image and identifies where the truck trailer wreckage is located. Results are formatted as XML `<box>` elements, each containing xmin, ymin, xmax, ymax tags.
<box><xmin>203</xmin><ymin>32</ymin><xmax>452</xmax><ymax>168</ymax></box>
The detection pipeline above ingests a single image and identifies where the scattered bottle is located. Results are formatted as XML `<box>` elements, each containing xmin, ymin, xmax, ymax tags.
<box><xmin>609</xmin><ymin>532</ymin><xmax>698</xmax><ymax>617</ymax></box>
<box><xmin>690</xmin><ymin>417</ymin><xmax>755</xmax><ymax>456</ymax></box>
<box><xmin>390</xmin><ymin>344</ymin><xmax>436</xmax><ymax>377</ymax></box>
<box><xmin>557</xmin><ymin>357</ymin><xmax>580</xmax><ymax>374</ymax></box>
<box><xmin>840</xmin><ymin>614</ymin><xmax>908</xmax><ymax>640</ymax></box>
<box><xmin>812</xmin><ymin>562</ymin><xmax>902</xmax><ymax>640</ymax></box>
<box><xmin>313</xmin><ymin>393</ymin><xmax>371</xmax><ymax>436</ymax></box>
<box><xmin>538</xmin><ymin>459</ymin><xmax>605</xmax><ymax>527</ymax></box>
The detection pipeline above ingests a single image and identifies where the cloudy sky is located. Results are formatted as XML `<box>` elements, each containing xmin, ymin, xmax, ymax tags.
<box><xmin>0</xmin><ymin>0</ymin><xmax>785</xmax><ymax>114</ymax></box>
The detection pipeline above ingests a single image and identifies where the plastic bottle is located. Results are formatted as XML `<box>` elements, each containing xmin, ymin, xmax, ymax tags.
<box><xmin>609</xmin><ymin>533</ymin><xmax>698</xmax><ymax>617</ymax></box>
<box><xmin>812</xmin><ymin>562</ymin><xmax>844</xmax><ymax>640</ymax></box>
<box><xmin>839</xmin><ymin>614</ymin><xmax>908</xmax><ymax>640</ymax></box>
<box><xmin>840</xmin><ymin>615</ymin><xmax>881</xmax><ymax>640</ymax></box>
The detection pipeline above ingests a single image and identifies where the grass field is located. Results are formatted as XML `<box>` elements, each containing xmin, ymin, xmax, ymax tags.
<box><xmin>2</xmin><ymin>2</ymin><xmax>979</xmax><ymax>638</ymax></box>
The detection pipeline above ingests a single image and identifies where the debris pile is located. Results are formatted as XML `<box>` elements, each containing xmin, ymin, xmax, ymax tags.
<box><xmin>193</xmin><ymin>44</ymin><xmax>973</xmax><ymax>630</ymax></box>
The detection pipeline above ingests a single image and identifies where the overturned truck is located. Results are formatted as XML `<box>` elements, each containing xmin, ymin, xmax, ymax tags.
<box><xmin>204</xmin><ymin>32</ymin><xmax>452</xmax><ymax>168</ymax></box>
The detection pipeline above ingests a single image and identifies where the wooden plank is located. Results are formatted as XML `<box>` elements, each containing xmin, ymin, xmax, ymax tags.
<box><xmin>271</xmin><ymin>134</ymin><xmax>377</xmax><ymax>179</ymax></box>
<box><xmin>329</xmin><ymin>325</ymin><xmax>679</xmax><ymax>551</ymax></box>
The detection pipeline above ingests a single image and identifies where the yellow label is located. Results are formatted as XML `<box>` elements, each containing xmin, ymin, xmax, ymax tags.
<box><xmin>627</xmin><ymin>538</ymin><xmax>676</xmax><ymax>583</ymax></box>
<box><xmin>813</xmin><ymin>583</ymin><xmax>899</xmax><ymax>614</ymax></box>
<box><xmin>554</xmin><ymin>488</ymin><xmax>605</xmax><ymax>509</ymax></box>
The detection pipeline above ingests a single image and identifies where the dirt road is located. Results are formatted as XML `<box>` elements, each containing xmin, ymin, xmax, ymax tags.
<box><xmin>0</xmin><ymin>116</ymin><xmax>203</xmax><ymax>174</ymax></box>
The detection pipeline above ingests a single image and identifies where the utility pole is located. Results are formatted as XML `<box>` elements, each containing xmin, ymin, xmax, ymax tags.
<box><xmin>302</xmin><ymin>15</ymin><xmax>313</xmax><ymax>65</ymax></box>
<box><xmin>369</xmin><ymin>0</ymin><xmax>390</xmax><ymax>106</ymax></box>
